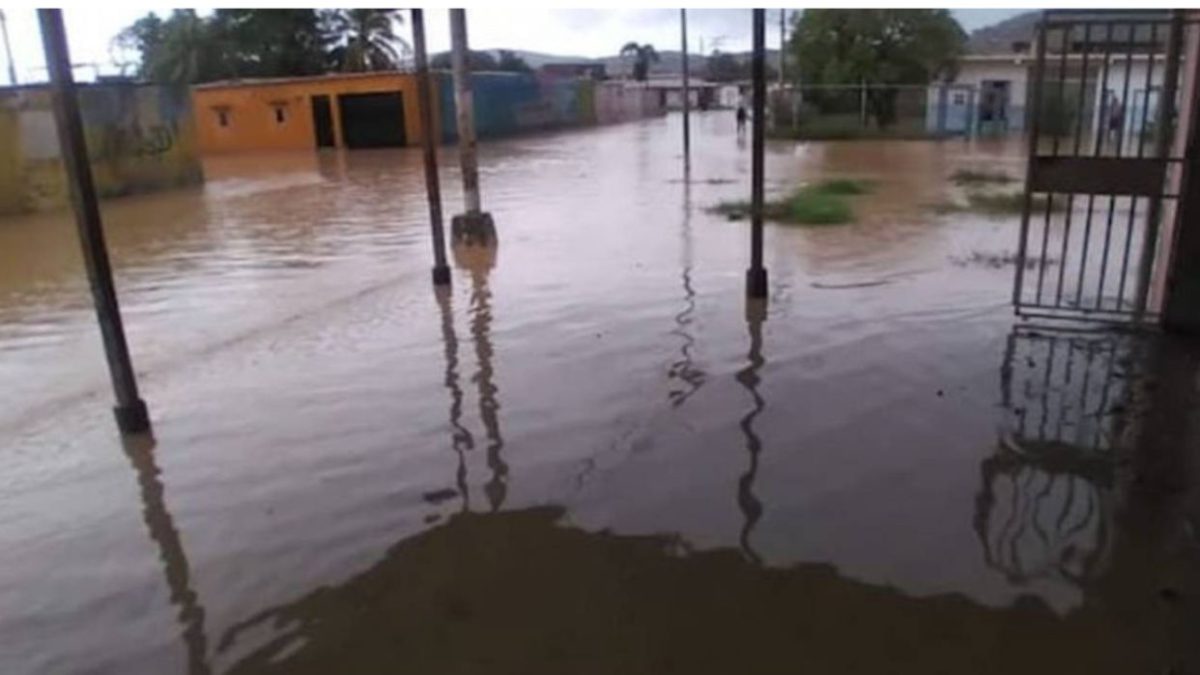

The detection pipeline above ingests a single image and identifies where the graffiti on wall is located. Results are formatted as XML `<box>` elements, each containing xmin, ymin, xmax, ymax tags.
<box><xmin>93</xmin><ymin>123</ymin><xmax>177</xmax><ymax>161</ymax></box>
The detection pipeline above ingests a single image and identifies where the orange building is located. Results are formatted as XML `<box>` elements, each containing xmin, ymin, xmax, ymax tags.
<box><xmin>191</xmin><ymin>71</ymin><xmax>438</xmax><ymax>154</ymax></box>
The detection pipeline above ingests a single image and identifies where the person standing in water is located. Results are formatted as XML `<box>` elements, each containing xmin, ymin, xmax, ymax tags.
<box><xmin>736</xmin><ymin>90</ymin><xmax>748</xmax><ymax>136</ymax></box>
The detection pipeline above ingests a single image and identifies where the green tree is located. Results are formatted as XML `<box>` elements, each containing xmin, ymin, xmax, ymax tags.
<box><xmin>217</xmin><ymin>9</ymin><xmax>329</xmax><ymax>77</ymax></box>
<box><xmin>114</xmin><ymin>9</ymin><xmax>329</xmax><ymax>83</ymax></box>
<box><xmin>430</xmin><ymin>50</ymin><xmax>498</xmax><ymax>71</ymax></box>
<box><xmin>114</xmin><ymin>10</ymin><xmax>233</xmax><ymax>83</ymax></box>
<box><xmin>619</xmin><ymin>42</ymin><xmax>659</xmax><ymax>82</ymax></box>
<box><xmin>496</xmin><ymin>50</ymin><xmax>532</xmax><ymax>73</ymax></box>
<box><xmin>788</xmin><ymin>9</ymin><xmax>966</xmax><ymax>127</ymax></box>
<box><xmin>325</xmin><ymin>9</ymin><xmax>409</xmax><ymax>72</ymax></box>
<box><xmin>705</xmin><ymin>50</ymin><xmax>777</xmax><ymax>83</ymax></box>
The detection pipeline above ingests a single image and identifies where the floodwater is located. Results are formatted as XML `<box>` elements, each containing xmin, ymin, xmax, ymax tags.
<box><xmin>2</xmin><ymin>113</ymin><xmax>1198</xmax><ymax>674</ymax></box>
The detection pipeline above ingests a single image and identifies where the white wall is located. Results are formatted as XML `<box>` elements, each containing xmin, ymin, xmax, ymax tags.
<box><xmin>953</xmin><ymin>59</ymin><xmax>1031</xmax><ymax>130</ymax></box>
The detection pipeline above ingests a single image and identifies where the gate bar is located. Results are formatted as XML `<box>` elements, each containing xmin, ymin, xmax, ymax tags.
<box><xmin>1014</xmin><ymin>18</ymin><xmax>1050</xmax><ymax>308</ymax></box>
<box><xmin>38</xmin><ymin>9</ymin><xmax>150</xmax><ymax>434</ymax></box>
<box><xmin>1133</xmin><ymin>11</ymin><xmax>1185</xmax><ymax>317</ymax></box>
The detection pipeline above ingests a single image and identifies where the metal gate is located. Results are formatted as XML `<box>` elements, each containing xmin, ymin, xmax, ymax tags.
<box><xmin>1014</xmin><ymin>10</ymin><xmax>1189</xmax><ymax>323</ymax></box>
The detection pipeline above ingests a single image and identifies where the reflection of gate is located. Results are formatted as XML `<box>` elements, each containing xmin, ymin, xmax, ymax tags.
<box><xmin>1014</xmin><ymin>11</ymin><xmax>1187</xmax><ymax>323</ymax></box>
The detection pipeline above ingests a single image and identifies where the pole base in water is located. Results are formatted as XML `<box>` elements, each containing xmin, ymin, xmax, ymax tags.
<box><xmin>113</xmin><ymin>399</ymin><xmax>151</xmax><ymax>434</ymax></box>
<box><xmin>432</xmin><ymin>265</ymin><xmax>451</xmax><ymax>286</ymax></box>
<box><xmin>746</xmin><ymin>267</ymin><xmax>769</xmax><ymax>299</ymax></box>
<box><xmin>451</xmin><ymin>212</ymin><xmax>497</xmax><ymax>247</ymax></box>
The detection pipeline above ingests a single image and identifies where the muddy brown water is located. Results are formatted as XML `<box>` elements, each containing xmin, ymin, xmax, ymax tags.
<box><xmin>1</xmin><ymin>113</ymin><xmax>1198</xmax><ymax>673</ymax></box>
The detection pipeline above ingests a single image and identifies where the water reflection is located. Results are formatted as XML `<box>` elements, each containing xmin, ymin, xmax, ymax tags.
<box><xmin>978</xmin><ymin>329</ymin><xmax>1133</xmax><ymax>586</ymax></box>
<box><xmin>735</xmin><ymin>299</ymin><xmax>767</xmax><ymax>563</ymax></box>
<box><xmin>121</xmin><ymin>434</ymin><xmax>210</xmax><ymax>674</ymax></box>
<box><xmin>215</xmin><ymin>504</ymin><xmax>1169</xmax><ymax>674</ymax></box>
<box><xmin>981</xmin><ymin>326</ymin><xmax>1200</xmax><ymax>648</ymax></box>
<box><xmin>667</xmin><ymin>182</ymin><xmax>706</xmax><ymax>407</ymax></box>
<box><xmin>454</xmin><ymin>242</ymin><xmax>506</xmax><ymax>512</ymax></box>
<box><xmin>435</xmin><ymin>286</ymin><xmax>474</xmax><ymax>513</ymax></box>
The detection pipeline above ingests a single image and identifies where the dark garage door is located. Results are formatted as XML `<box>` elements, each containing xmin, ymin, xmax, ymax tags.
<box><xmin>338</xmin><ymin>91</ymin><xmax>407</xmax><ymax>149</ymax></box>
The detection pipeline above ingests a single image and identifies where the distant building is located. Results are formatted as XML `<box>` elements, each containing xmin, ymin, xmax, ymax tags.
<box><xmin>191</xmin><ymin>71</ymin><xmax>434</xmax><ymax>154</ymax></box>
<box><xmin>940</xmin><ymin>11</ymin><xmax>1171</xmax><ymax>135</ymax></box>
<box><xmin>642</xmin><ymin>77</ymin><xmax>722</xmax><ymax>110</ymax></box>
<box><xmin>539</xmin><ymin>63</ymin><xmax>607</xmax><ymax>80</ymax></box>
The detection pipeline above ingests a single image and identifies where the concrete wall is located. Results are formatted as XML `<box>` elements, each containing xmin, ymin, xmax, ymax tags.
<box><xmin>192</xmin><ymin>72</ymin><xmax>435</xmax><ymax>154</ymax></box>
<box><xmin>0</xmin><ymin>83</ymin><xmax>203</xmax><ymax>216</ymax></box>
<box><xmin>595</xmin><ymin>82</ymin><xmax>663</xmax><ymax>125</ymax></box>
<box><xmin>924</xmin><ymin>85</ymin><xmax>975</xmax><ymax>135</ymax></box>
<box><xmin>439</xmin><ymin>72</ymin><xmax>664</xmax><ymax>142</ymax></box>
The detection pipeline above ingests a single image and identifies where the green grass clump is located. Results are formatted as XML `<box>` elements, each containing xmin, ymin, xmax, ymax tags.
<box><xmin>950</xmin><ymin>169</ymin><xmax>1015</xmax><ymax>186</ymax></box>
<box><xmin>778</xmin><ymin>191</ymin><xmax>853</xmax><ymax>224</ymax></box>
<box><xmin>815</xmin><ymin>178</ymin><xmax>871</xmax><ymax>195</ymax></box>
<box><xmin>711</xmin><ymin>179</ymin><xmax>870</xmax><ymax>226</ymax></box>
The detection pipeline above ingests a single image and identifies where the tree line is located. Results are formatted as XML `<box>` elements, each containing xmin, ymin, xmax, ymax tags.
<box><xmin>114</xmin><ymin>9</ymin><xmax>535</xmax><ymax>84</ymax></box>
<box><xmin>115</xmin><ymin>8</ymin><xmax>968</xmax><ymax>109</ymax></box>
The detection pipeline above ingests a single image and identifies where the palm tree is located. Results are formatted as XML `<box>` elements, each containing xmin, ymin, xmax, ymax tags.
<box><xmin>619</xmin><ymin>42</ymin><xmax>659</xmax><ymax>82</ymax></box>
<box><xmin>326</xmin><ymin>9</ymin><xmax>410</xmax><ymax>72</ymax></box>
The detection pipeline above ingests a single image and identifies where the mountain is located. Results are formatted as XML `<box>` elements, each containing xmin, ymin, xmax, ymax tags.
<box><xmin>966</xmin><ymin>11</ymin><xmax>1041</xmax><ymax>55</ymax></box>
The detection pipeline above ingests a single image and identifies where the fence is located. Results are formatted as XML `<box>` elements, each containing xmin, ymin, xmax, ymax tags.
<box><xmin>437</xmin><ymin>73</ymin><xmax>666</xmax><ymax>143</ymax></box>
<box><xmin>774</xmin><ymin>83</ymin><xmax>977</xmax><ymax>140</ymax></box>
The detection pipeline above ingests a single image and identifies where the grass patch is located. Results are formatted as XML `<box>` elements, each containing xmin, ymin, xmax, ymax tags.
<box><xmin>712</xmin><ymin>179</ymin><xmax>871</xmax><ymax>226</ymax></box>
<box><xmin>950</xmin><ymin>169</ymin><xmax>1015</xmax><ymax>186</ymax></box>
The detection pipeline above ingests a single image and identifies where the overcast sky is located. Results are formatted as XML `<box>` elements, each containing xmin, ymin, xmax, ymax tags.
<box><xmin>0</xmin><ymin>8</ymin><xmax>1026</xmax><ymax>84</ymax></box>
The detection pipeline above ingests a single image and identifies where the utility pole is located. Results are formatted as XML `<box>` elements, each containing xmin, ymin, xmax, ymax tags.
<box><xmin>411</xmin><ymin>9</ymin><xmax>451</xmax><ymax>287</ymax></box>
<box><xmin>681</xmin><ymin>9</ymin><xmax>691</xmax><ymax>172</ymax></box>
<box><xmin>38</xmin><ymin>9</ymin><xmax>150</xmax><ymax>433</ymax></box>
<box><xmin>747</xmin><ymin>8</ymin><xmax>768</xmax><ymax>300</ymax></box>
<box><xmin>0</xmin><ymin>9</ymin><xmax>17</xmax><ymax>85</ymax></box>
<box><xmin>778</xmin><ymin>9</ymin><xmax>786</xmax><ymax>85</ymax></box>
<box><xmin>449</xmin><ymin>9</ymin><xmax>495</xmax><ymax>245</ymax></box>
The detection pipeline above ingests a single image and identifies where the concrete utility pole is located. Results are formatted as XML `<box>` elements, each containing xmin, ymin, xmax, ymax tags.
<box><xmin>681</xmin><ymin>9</ymin><xmax>691</xmax><ymax>171</ymax></box>
<box><xmin>747</xmin><ymin>8</ymin><xmax>768</xmax><ymax>299</ymax></box>
<box><xmin>449</xmin><ymin>8</ymin><xmax>495</xmax><ymax>245</ymax></box>
<box><xmin>779</xmin><ymin>9</ymin><xmax>786</xmax><ymax>85</ymax></box>
<box><xmin>411</xmin><ymin>9</ymin><xmax>451</xmax><ymax>287</ymax></box>
<box><xmin>681</xmin><ymin>8</ymin><xmax>691</xmax><ymax>169</ymax></box>
<box><xmin>38</xmin><ymin>9</ymin><xmax>150</xmax><ymax>433</ymax></box>
<box><xmin>0</xmin><ymin>9</ymin><xmax>16</xmax><ymax>85</ymax></box>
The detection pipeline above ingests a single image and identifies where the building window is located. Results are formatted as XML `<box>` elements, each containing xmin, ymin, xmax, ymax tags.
<box><xmin>273</xmin><ymin>105</ymin><xmax>287</xmax><ymax>124</ymax></box>
<box><xmin>216</xmin><ymin>109</ymin><xmax>230</xmax><ymax>127</ymax></box>
<box><xmin>952</xmin><ymin>92</ymin><xmax>966</xmax><ymax>105</ymax></box>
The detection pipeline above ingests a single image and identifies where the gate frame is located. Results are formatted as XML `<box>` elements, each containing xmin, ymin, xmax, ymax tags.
<box><xmin>1014</xmin><ymin>10</ymin><xmax>1189</xmax><ymax>326</ymax></box>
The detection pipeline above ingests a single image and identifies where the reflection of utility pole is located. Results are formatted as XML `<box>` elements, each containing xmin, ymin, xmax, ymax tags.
<box><xmin>122</xmin><ymin>434</ymin><xmax>211</xmax><ymax>675</ymax></box>
<box><xmin>0</xmin><ymin>9</ymin><xmax>17</xmax><ymax>85</ymax></box>
<box><xmin>448</xmin><ymin>9</ymin><xmax>496</xmax><ymax>246</ymax></box>
<box><xmin>736</xmin><ymin>298</ymin><xmax>767</xmax><ymax>563</ymax></box>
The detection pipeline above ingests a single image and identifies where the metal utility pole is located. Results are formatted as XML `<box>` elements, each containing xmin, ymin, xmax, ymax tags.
<box><xmin>38</xmin><ymin>9</ymin><xmax>150</xmax><ymax>434</ymax></box>
<box><xmin>747</xmin><ymin>8</ymin><xmax>768</xmax><ymax>299</ymax></box>
<box><xmin>681</xmin><ymin>9</ymin><xmax>691</xmax><ymax>171</ymax></box>
<box><xmin>778</xmin><ymin>9</ymin><xmax>786</xmax><ymax>85</ymax></box>
<box><xmin>449</xmin><ymin>8</ymin><xmax>495</xmax><ymax>245</ymax></box>
<box><xmin>411</xmin><ymin>9</ymin><xmax>451</xmax><ymax>287</ymax></box>
<box><xmin>0</xmin><ymin>9</ymin><xmax>16</xmax><ymax>85</ymax></box>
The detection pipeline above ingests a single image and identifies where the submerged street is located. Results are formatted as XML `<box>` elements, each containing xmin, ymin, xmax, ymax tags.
<box><xmin>2</xmin><ymin>112</ymin><xmax>1198</xmax><ymax>673</ymax></box>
